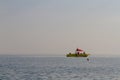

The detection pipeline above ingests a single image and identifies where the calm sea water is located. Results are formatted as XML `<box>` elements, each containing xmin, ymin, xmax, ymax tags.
<box><xmin>0</xmin><ymin>56</ymin><xmax>120</xmax><ymax>80</ymax></box>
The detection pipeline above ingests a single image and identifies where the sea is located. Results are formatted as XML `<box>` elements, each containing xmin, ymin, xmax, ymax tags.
<box><xmin>0</xmin><ymin>56</ymin><xmax>120</xmax><ymax>80</ymax></box>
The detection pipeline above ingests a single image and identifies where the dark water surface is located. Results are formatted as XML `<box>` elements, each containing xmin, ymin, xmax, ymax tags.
<box><xmin>0</xmin><ymin>56</ymin><xmax>120</xmax><ymax>80</ymax></box>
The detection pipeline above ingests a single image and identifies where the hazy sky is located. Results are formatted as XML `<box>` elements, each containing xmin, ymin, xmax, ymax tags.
<box><xmin>1</xmin><ymin>0</ymin><xmax>120</xmax><ymax>56</ymax></box>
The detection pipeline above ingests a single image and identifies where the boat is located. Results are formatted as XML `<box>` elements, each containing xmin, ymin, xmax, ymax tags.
<box><xmin>66</xmin><ymin>48</ymin><xmax>90</xmax><ymax>57</ymax></box>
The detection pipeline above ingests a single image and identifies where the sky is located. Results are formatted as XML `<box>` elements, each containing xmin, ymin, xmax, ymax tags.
<box><xmin>1</xmin><ymin>0</ymin><xmax>120</xmax><ymax>57</ymax></box>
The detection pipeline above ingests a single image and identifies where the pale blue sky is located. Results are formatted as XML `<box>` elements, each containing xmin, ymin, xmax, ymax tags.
<box><xmin>1</xmin><ymin>0</ymin><xmax>120</xmax><ymax>56</ymax></box>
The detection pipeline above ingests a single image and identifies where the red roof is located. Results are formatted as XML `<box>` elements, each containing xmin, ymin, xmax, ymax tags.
<box><xmin>76</xmin><ymin>48</ymin><xmax>83</xmax><ymax>51</ymax></box>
